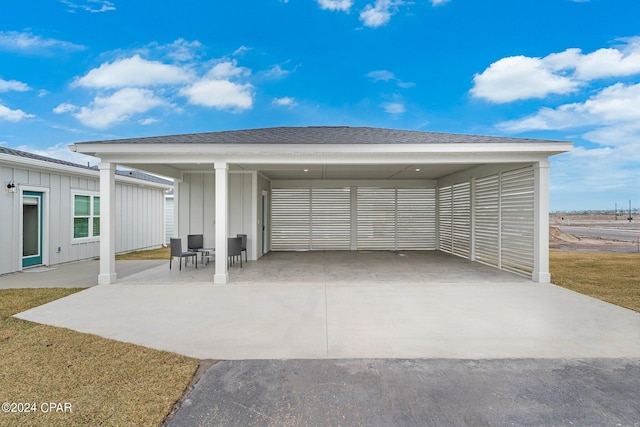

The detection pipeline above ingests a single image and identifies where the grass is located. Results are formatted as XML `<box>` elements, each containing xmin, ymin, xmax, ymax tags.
<box><xmin>116</xmin><ymin>246</ymin><xmax>170</xmax><ymax>260</ymax></box>
<box><xmin>550</xmin><ymin>250</ymin><xmax>640</xmax><ymax>313</ymax></box>
<box><xmin>0</xmin><ymin>288</ymin><xmax>198</xmax><ymax>427</ymax></box>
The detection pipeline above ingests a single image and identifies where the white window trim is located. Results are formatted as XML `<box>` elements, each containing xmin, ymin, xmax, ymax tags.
<box><xmin>72</xmin><ymin>191</ymin><xmax>100</xmax><ymax>243</ymax></box>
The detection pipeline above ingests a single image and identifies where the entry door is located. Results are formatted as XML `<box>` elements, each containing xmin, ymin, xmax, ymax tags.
<box><xmin>22</xmin><ymin>191</ymin><xmax>43</xmax><ymax>267</ymax></box>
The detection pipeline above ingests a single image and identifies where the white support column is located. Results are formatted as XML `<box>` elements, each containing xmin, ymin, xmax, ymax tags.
<box><xmin>98</xmin><ymin>162</ymin><xmax>117</xmax><ymax>285</ymax></box>
<box><xmin>214</xmin><ymin>161</ymin><xmax>229</xmax><ymax>284</ymax></box>
<box><xmin>532</xmin><ymin>161</ymin><xmax>551</xmax><ymax>283</ymax></box>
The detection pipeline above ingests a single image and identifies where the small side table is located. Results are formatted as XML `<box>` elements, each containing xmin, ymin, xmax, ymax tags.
<box><xmin>198</xmin><ymin>248</ymin><xmax>215</xmax><ymax>265</ymax></box>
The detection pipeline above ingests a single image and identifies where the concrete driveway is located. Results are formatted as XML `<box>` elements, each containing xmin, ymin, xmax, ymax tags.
<box><xmin>13</xmin><ymin>251</ymin><xmax>640</xmax><ymax>360</ymax></box>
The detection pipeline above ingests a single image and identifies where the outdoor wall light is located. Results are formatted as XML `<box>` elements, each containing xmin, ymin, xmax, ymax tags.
<box><xmin>6</xmin><ymin>180</ymin><xmax>16</xmax><ymax>193</ymax></box>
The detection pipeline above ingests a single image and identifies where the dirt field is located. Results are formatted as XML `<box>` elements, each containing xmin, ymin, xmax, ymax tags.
<box><xmin>550</xmin><ymin>214</ymin><xmax>640</xmax><ymax>252</ymax></box>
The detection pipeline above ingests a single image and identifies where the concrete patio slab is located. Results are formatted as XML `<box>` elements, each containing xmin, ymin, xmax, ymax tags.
<box><xmin>15</xmin><ymin>279</ymin><xmax>640</xmax><ymax>360</ymax></box>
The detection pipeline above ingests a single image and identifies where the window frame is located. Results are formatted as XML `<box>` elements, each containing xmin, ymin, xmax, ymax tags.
<box><xmin>72</xmin><ymin>192</ymin><xmax>100</xmax><ymax>242</ymax></box>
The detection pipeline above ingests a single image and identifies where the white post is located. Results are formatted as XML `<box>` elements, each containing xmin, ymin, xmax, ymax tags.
<box><xmin>98</xmin><ymin>162</ymin><xmax>117</xmax><ymax>285</ymax></box>
<box><xmin>214</xmin><ymin>161</ymin><xmax>229</xmax><ymax>284</ymax></box>
<box><xmin>533</xmin><ymin>161</ymin><xmax>551</xmax><ymax>283</ymax></box>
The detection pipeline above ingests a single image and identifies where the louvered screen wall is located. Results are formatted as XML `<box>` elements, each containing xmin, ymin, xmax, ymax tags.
<box><xmin>452</xmin><ymin>182</ymin><xmax>471</xmax><ymax>258</ymax></box>
<box><xmin>356</xmin><ymin>188</ymin><xmax>397</xmax><ymax>249</ymax></box>
<box><xmin>500</xmin><ymin>167</ymin><xmax>535</xmax><ymax>276</ymax></box>
<box><xmin>397</xmin><ymin>188</ymin><xmax>437</xmax><ymax>249</ymax></box>
<box><xmin>473</xmin><ymin>175</ymin><xmax>500</xmax><ymax>267</ymax></box>
<box><xmin>272</xmin><ymin>186</ymin><xmax>436</xmax><ymax>251</ymax></box>
<box><xmin>311</xmin><ymin>188</ymin><xmax>352</xmax><ymax>250</ymax></box>
<box><xmin>437</xmin><ymin>184</ymin><xmax>471</xmax><ymax>257</ymax></box>
<box><xmin>271</xmin><ymin>188</ymin><xmax>311</xmax><ymax>250</ymax></box>
<box><xmin>437</xmin><ymin>186</ymin><xmax>453</xmax><ymax>253</ymax></box>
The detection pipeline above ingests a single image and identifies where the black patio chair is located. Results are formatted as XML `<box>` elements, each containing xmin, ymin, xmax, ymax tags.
<box><xmin>228</xmin><ymin>236</ymin><xmax>242</xmax><ymax>268</ymax></box>
<box><xmin>187</xmin><ymin>234</ymin><xmax>204</xmax><ymax>265</ymax></box>
<box><xmin>169</xmin><ymin>238</ymin><xmax>197</xmax><ymax>270</ymax></box>
<box><xmin>237</xmin><ymin>233</ymin><xmax>247</xmax><ymax>262</ymax></box>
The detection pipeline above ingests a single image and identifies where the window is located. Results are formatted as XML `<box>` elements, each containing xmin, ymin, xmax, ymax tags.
<box><xmin>74</xmin><ymin>194</ymin><xmax>100</xmax><ymax>239</ymax></box>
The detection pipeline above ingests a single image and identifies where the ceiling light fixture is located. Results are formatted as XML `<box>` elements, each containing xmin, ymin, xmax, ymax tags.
<box><xmin>415</xmin><ymin>168</ymin><xmax>421</xmax><ymax>172</ymax></box>
<box><xmin>303</xmin><ymin>168</ymin><xmax>309</xmax><ymax>172</ymax></box>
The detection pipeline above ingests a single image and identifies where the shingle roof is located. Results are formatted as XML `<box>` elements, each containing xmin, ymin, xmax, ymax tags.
<box><xmin>76</xmin><ymin>126</ymin><xmax>566</xmax><ymax>145</ymax></box>
<box><xmin>0</xmin><ymin>146</ymin><xmax>172</xmax><ymax>186</ymax></box>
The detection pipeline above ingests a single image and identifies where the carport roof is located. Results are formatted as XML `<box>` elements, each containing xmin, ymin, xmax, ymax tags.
<box><xmin>73</xmin><ymin>126</ymin><xmax>567</xmax><ymax>146</ymax></box>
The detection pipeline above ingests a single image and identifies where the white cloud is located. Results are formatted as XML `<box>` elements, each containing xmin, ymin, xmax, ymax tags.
<box><xmin>74</xmin><ymin>55</ymin><xmax>192</xmax><ymax>88</ymax></box>
<box><xmin>0</xmin><ymin>103</ymin><xmax>34</xmax><ymax>121</ymax></box>
<box><xmin>472</xmin><ymin>38</ymin><xmax>640</xmax><ymax>103</ymax></box>
<box><xmin>0</xmin><ymin>31</ymin><xmax>85</xmax><ymax>53</ymax></box>
<box><xmin>0</xmin><ymin>78</ymin><xmax>30</xmax><ymax>92</ymax></box>
<box><xmin>206</xmin><ymin>60</ymin><xmax>250</xmax><ymax>80</ymax></box>
<box><xmin>139</xmin><ymin>117</ymin><xmax>159</xmax><ymax>125</ymax></box>
<box><xmin>382</xmin><ymin>102</ymin><xmax>405</xmax><ymax>114</ymax></box>
<box><xmin>60</xmin><ymin>0</ymin><xmax>116</xmax><ymax>13</ymax></box>
<box><xmin>471</xmin><ymin>55</ymin><xmax>580</xmax><ymax>103</ymax></box>
<box><xmin>317</xmin><ymin>0</ymin><xmax>353</xmax><ymax>12</ymax></box>
<box><xmin>181</xmin><ymin>80</ymin><xmax>253</xmax><ymax>111</ymax></box>
<box><xmin>179</xmin><ymin>61</ymin><xmax>254</xmax><ymax>111</ymax></box>
<box><xmin>430</xmin><ymin>0</ymin><xmax>450</xmax><ymax>4</ymax></box>
<box><xmin>366</xmin><ymin>69</ymin><xmax>415</xmax><ymax>88</ymax></box>
<box><xmin>163</xmin><ymin>38</ymin><xmax>203</xmax><ymax>62</ymax></box>
<box><xmin>74</xmin><ymin>88</ymin><xmax>166</xmax><ymax>128</ymax></box>
<box><xmin>272</xmin><ymin>97</ymin><xmax>297</xmax><ymax>107</ymax></box>
<box><xmin>53</xmin><ymin>103</ymin><xmax>78</xmax><ymax>114</ymax></box>
<box><xmin>366</xmin><ymin>70</ymin><xmax>395</xmax><ymax>81</ymax></box>
<box><xmin>573</xmin><ymin>37</ymin><xmax>640</xmax><ymax>80</ymax></box>
<box><xmin>360</xmin><ymin>0</ymin><xmax>400</xmax><ymax>27</ymax></box>
<box><xmin>264</xmin><ymin>65</ymin><xmax>291</xmax><ymax>79</ymax></box>
<box><xmin>233</xmin><ymin>46</ymin><xmax>251</xmax><ymax>56</ymax></box>
<box><xmin>500</xmin><ymin>82</ymin><xmax>640</xmax><ymax>134</ymax></box>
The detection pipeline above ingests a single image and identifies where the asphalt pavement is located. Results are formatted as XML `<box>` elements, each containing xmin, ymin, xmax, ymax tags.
<box><xmin>166</xmin><ymin>358</ymin><xmax>640</xmax><ymax>427</ymax></box>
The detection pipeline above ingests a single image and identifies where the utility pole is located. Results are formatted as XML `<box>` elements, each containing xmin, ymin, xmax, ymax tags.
<box><xmin>615</xmin><ymin>202</ymin><xmax>617</xmax><ymax>220</ymax></box>
<box><xmin>629</xmin><ymin>200</ymin><xmax>633</xmax><ymax>222</ymax></box>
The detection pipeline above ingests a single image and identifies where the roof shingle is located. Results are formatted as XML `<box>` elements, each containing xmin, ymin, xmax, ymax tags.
<box><xmin>75</xmin><ymin>126</ymin><xmax>566</xmax><ymax>145</ymax></box>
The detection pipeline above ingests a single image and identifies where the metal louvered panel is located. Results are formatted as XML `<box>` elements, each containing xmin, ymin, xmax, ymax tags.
<box><xmin>311</xmin><ymin>188</ymin><xmax>352</xmax><ymax>250</ymax></box>
<box><xmin>438</xmin><ymin>186</ymin><xmax>453</xmax><ymax>253</ymax></box>
<box><xmin>500</xmin><ymin>167</ymin><xmax>535</xmax><ymax>276</ymax></box>
<box><xmin>452</xmin><ymin>182</ymin><xmax>471</xmax><ymax>258</ymax></box>
<box><xmin>397</xmin><ymin>188</ymin><xmax>436</xmax><ymax>250</ymax></box>
<box><xmin>271</xmin><ymin>188</ymin><xmax>311</xmax><ymax>250</ymax></box>
<box><xmin>474</xmin><ymin>174</ymin><xmax>500</xmax><ymax>267</ymax></box>
<box><xmin>357</xmin><ymin>188</ymin><xmax>397</xmax><ymax>250</ymax></box>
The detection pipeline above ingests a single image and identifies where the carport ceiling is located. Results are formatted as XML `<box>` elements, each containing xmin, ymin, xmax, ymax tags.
<box><xmin>231</xmin><ymin>163</ymin><xmax>487</xmax><ymax>180</ymax></box>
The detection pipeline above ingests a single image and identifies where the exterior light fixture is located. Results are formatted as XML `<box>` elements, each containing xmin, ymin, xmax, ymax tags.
<box><xmin>6</xmin><ymin>180</ymin><xmax>16</xmax><ymax>193</ymax></box>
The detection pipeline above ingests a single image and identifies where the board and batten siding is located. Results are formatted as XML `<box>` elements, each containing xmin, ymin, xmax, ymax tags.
<box><xmin>175</xmin><ymin>171</ymin><xmax>255</xmax><ymax>258</ymax></box>
<box><xmin>0</xmin><ymin>160</ymin><xmax>168</xmax><ymax>276</ymax></box>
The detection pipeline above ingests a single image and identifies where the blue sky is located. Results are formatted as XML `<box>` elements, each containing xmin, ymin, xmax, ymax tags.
<box><xmin>1</xmin><ymin>0</ymin><xmax>639</xmax><ymax>211</ymax></box>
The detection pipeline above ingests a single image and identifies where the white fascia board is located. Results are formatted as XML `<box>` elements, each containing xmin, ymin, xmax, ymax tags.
<box><xmin>70</xmin><ymin>142</ymin><xmax>572</xmax><ymax>158</ymax></box>
<box><xmin>96</xmin><ymin>151</ymin><xmax>563</xmax><ymax>167</ymax></box>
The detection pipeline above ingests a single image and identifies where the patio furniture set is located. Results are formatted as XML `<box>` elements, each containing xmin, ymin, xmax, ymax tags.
<box><xmin>169</xmin><ymin>234</ymin><xmax>247</xmax><ymax>270</ymax></box>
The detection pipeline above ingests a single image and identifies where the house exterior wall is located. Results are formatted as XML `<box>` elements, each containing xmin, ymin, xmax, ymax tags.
<box><xmin>164</xmin><ymin>195</ymin><xmax>174</xmax><ymax>244</ymax></box>
<box><xmin>0</xmin><ymin>160</ymin><xmax>167</xmax><ymax>276</ymax></box>
<box><xmin>176</xmin><ymin>171</ymin><xmax>255</xmax><ymax>258</ymax></box>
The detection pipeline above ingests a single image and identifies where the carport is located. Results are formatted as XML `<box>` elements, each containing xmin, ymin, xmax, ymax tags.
<box><xmin>69</xmin><ymin>126</ymin><xmax>571</xmax><ymax>285</ymax></box>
